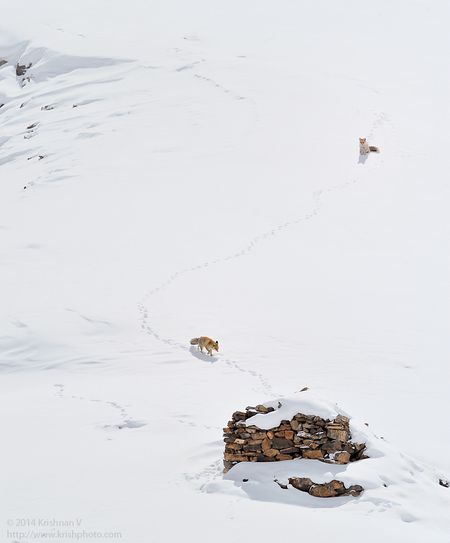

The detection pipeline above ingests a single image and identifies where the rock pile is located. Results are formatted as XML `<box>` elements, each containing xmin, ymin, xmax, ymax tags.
<box><xmin>289</xmin><ymin>477</ymin><xmax>364</xmax><ymax>497</ymax></box>
<box><xmin>15</xmin><ymin>62</ymin><xmax>32</xmax><ymax>77</ymax></box>
<box><xmin>223</xmin><ymin>404</ymin><xmax>367</xmax><ymax>472</ymax></box>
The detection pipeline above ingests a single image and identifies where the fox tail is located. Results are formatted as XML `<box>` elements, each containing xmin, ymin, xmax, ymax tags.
<box><xmin>369</xmin><ymin>146</ymin><xmax>380</xmax><ymax>153</ymax></box>
<box><xmin>190</xmin><ymin>337</ymin><xmax>199</xmax><ymax>345</ymax></box>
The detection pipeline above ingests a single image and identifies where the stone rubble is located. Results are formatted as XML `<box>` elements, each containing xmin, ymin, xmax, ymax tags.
<box><xmin>224</xmin><ymin>403</ymin><xmax>368</xmax><ymax>497</ymax></box>
<box><xmin>289</xmin><ymin>477</ymin><xmax>364</xmax><ymax>497</ymax></box>
<box><xmin>224</xmin><ymin>404</ymin><xmax>367</xmax><ymax>472</ymax></box>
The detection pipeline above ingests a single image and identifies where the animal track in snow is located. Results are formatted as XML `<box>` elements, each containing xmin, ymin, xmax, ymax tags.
<box><xmin>53</xmin><ymin>383</ymin><xmax>64</xmax><ymax>398</ymax></box>
<box><xmin>138</xmin><ymin>111</ymin><xmax>387</xmax><ymax>397</ymax></box>
<box><xmin>175</xmin><ymin>414</ymin><xmax>220</xmax><ymax>431</ymax></box>
<box><xmin>193</xmin><ymin>73</ymin><xmax>246</xmax><ymax>101</ymax></box>
<box><xmin>53</xmin><ymin>384</ymin><xmax>146</xmax><ymax>432</ymax></box>
<box><xmin>368</xmin><ymin>111</ymin><xmax>389</xmax><ymax>140</ymax></box>
<box><xmin>176</xmin><ymin>59</ymin><xmax>205</xmax><ymax>72</ymax></box>
<box><xmin>184</xmin><ymin>458</ymin><xmax>224</xmax><ymax>491</ymax></box>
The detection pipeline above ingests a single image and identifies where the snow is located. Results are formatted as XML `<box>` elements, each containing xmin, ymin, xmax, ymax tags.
<box><xmin>1</xmin><ymin>0</ymin><xmax>450</xmax><ymax>541</ymax></box>
<box><xmin>244</xmin><ymin>392</ymin><xmax>344</xmax><ymax>427</ymax></box>
<box><xmin>215</xmin><ymin>392</ymin><xmax>449</xmax><ymax>531</ymax></box>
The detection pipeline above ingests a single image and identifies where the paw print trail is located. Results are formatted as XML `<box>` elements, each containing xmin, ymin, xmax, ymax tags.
<box><xmin>138</xmin><ymin>112</ymin><xmax>387</xmax><ymax>397</ymax></box>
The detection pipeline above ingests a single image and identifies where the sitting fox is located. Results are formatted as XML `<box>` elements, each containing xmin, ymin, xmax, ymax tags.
<box><xmin>190</xmin><ymin>336</ymin><xmax>219</xmax><ymax>356</ymax></box>
<box><xmin>359</xmin><ymin>137</ymin><xmax>380</xmax><ymax>155</ymax></box>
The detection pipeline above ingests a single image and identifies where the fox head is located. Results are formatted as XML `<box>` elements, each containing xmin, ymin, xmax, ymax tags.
<box><xmin>359</xmin><ymin>137</ymin><xmax>366</xmax><ymax>144</ymax></box>
<box><xmin>213</xmin><ymin>340</ymin><xmax>219</xmax><ymax>352</ymax></box>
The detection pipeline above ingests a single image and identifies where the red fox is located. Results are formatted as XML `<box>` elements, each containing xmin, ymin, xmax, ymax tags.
<box><xmin>359</xmin><ymin>137</ymin><xmax>380</xmax><ymax>154</ymax></box>
<box><xmin>190</xmin><ymin>336</ymin><xmax>219</xmax><ymax>356</ymax></box>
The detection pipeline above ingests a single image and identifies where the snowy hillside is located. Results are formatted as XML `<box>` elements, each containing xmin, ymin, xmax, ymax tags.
<box><xmin>1</xmin><ymin>1</ymin><xmax>449</xmax><ymax>541</ymax></box>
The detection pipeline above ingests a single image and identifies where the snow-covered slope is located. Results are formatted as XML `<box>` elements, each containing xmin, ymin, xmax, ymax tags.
<box><xmin>213</xmin><ymin>392</ymin><xmax>449</xmax><ymax>528</ymax></box>
<box><xmin>1</xmin><ymin>1</ymin><xmax>449</xmax><ymax>541</ymax></box>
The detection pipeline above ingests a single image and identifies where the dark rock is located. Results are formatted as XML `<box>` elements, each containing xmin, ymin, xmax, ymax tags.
<box><xmin>302</xmin><ymin>449</ymin><xmax>323</xmax><ymax>459</ymax></box>
<box><xmin>16</xmin><ymin>62</ymin><xmax>32</xmax><ymax>76</ymax></box>
<box><xmin>276</xmin><ymin>453</ymin><xmax>293</xmax><ymax>460</ymax></box>
<box><xmin>290</xmin><ymin>477</ymin><xmax>364</xmax><ymax>498</ymax></box>
<box><xmin>232</xmin><ymin>411</ymin><xmax>247</xmax><ymax>421</ymax></box>
<box><xmin>439</xmin><ymin>478</ymin><xmax>449</xmax><ymax>488</ymax></box>
<box><xmin>274</xmin><ymin>479</ymin><xmax>288</xmax><ymax>490</ymax></box>
<box><xmin>0</xmin><ymin>59</ymin><xmax>7</xmax><ymax>67</ymax></box>
<box><xmin>290</xmin><ymin>420</ymin><xmax>300</xmax><ymax>431</ymax></box>
<box><xmin>225</xmin><ymin>443</ymin><xmax>242</xmax><ymax>451</ymax></box>
<box><xmin>223</xmin><ymin>460</ymin><xmax>234</xmax><ymax>472</ymax></box>
<box><xmin>309</xmin><ymin>481</ymin><xmax>342</xmax><ymax>498</ymax></box>
<box><xmin>334</xmin><ymin>451</ymin><xmax>351</xmax><ymax>464</ymax></box>
<box><xmin>289</xmin><ymin>477</ymin><xmax>313</xmax><ymax>492</ymax></box>
<box><xmin>326</xmin><ymin>426</ymin><xmax>349</xmax><ymax>442</ymax></box>
<box><xmin>224</xmin><ymin>452</ymin><xmax>249</xmax><ymax>462</ymax></box>
<box><xmin>250</xmin><ymin>432</ymin><xmax>266</xmax><ymax>440</ymax></box>
<box><xmin>346</xmin><ymin>484</ymin><xmax>364</xmax><ymax>496</ymax></box>
<box><xmin>280</xmin><ymin>447</ymin><xmax>300</xmax><ymax>455</ymax></box>
<box><xmin>271</xmin><ymin>437</ymin><xmax>294</xmax><ymax>449</ymax></box>
<box><xmin>353</xmin><ymin>443</ymin><xmax>367</xmax><ymax>460</ymax></box>
<box><xmin>257</xmin><ymin>453</ymin><xmax>275</xmax><ymax>462</ymax></box>
<box><xmin>331</xmin><ymin>480</ymin><xmax>346</xmax><ymax>491</ymax></box>
<box><xmin>247</xmin><ymin>438</ymin><xmax>263</xmax><ymax>445</ymax></box>
<box><xmin>243</xmin><ymin>444</ymin><xmax>261</xmax><ymax>452</ymax></box>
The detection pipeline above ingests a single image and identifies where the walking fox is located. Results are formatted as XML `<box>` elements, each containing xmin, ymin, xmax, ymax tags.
<box><xmin>190</xmin><ymin>336</ymin><xmax>219</xmax><ymax>356</ymax></box>
<box><xmin>359</xmin><ymin>137</ymin><xmax>380</xmax><ymax>154</ymax></box>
